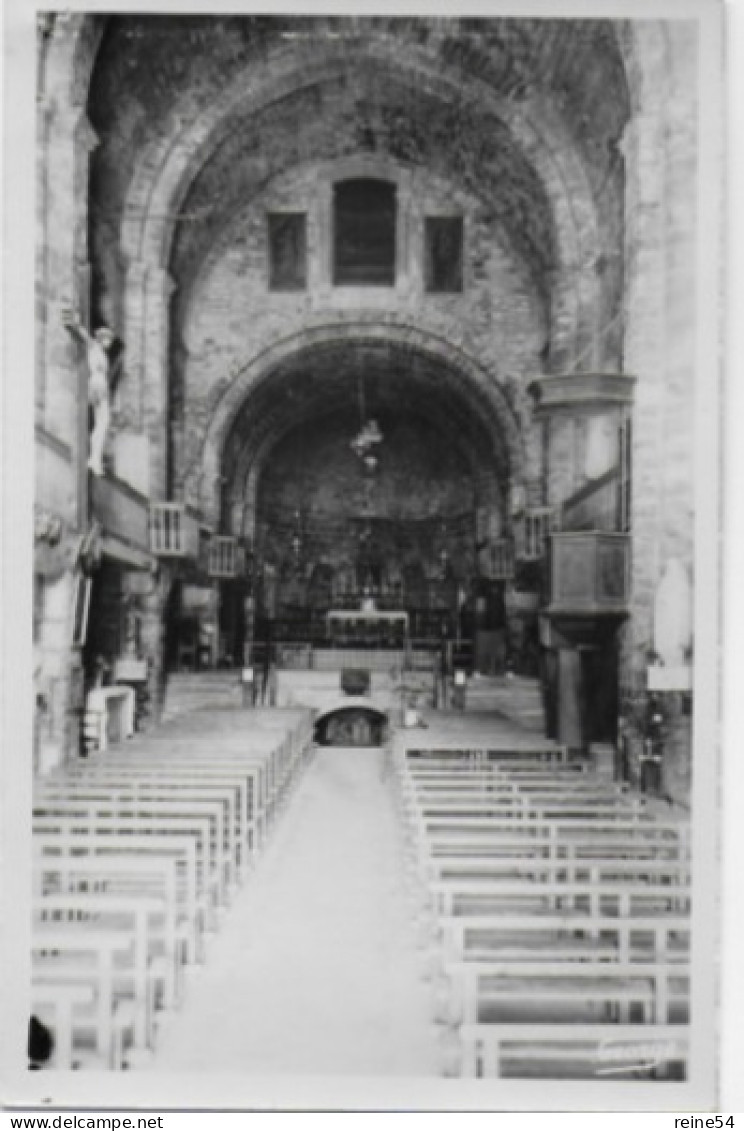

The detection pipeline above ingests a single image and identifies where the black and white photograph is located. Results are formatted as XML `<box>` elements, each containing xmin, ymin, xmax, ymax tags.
<box><xmin>1</xmin><ymin>0</ymin><xmax>737</xmax><ymax>1115</ymax></box>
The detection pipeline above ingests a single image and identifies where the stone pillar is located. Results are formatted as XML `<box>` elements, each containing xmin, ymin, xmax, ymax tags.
<box><xmin>139</xmin><ymin>571</ymin><xmax>173</xmax><ymax>725</ymax></box>
<box><xmin>118</xmin><ymin>261</ymin><xmax>175</xmax><ymax>501</ymax></box>
<box><xmin>36</xmin><ymin>567</ymin><xmax>85</xmax><ymax>772</ymax></box>
<box><xmin>619</xmin><ymin>24</ymin><xmax>698</xmax><ymax>778</ymax></box>
<box><xmin>35</xmin><ymin>88</ymin><xmax>99</xmax><ymax>765</ymax></box>
<box><xmin>120</xmin><ymin>259</ymin><xmax>149</xmax><ymax>428</ymax></box>
<box><xmin>144</xmin><ymin>267</ymin><xmax>177</xmax><ymax>501</ymax></box>
<box><xmin>555</xmin><ymin>648</ymin><xmax>584</xmax><ymax>751</ymax></box>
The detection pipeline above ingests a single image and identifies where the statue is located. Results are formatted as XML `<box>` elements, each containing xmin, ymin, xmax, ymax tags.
<box><xmin>63</xmin><ymin>310</ymin><xmax>117</xmax><ymax>476</ymax></box>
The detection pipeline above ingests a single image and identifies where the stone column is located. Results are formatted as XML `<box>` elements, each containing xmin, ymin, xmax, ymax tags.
<box><xmin>36</xmin><ymin>91</ymin><xmax>99</xmax><ymax>766</ymax></box>
<box><xmin>139</xmin><ymin>571</ymin><xmax>173</xmax><ymax>725</ymax></box>
<box><xmin>36</xmin><ymin>565</ymin><xmax>85</xmax><ymax>772</ymax></box>
<box><xmin>619</xmin><ymin>25</ymin><xmax>698</xmax><ymax>803</ymax></box>
<box><xmin>555</xmin><ymin>648</ymin><xmax>584</xmax><ymax>751</ymax></box>
<box><xmin>144</xmin><ymin>266</ymin><xmax>177</xmax><ymax>502</ymax></box>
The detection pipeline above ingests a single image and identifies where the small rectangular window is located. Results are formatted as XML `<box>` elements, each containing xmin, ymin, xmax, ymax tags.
<box><xmin>425</xmin><ymin>216</ymin><xmax>463</xmax><ymax>293</ymax></box>
<box><xmin>268</xmin><ymin>213</ymin><xmax>307</xmax><ymax>291</ymax></box>
<box><xmin>334</xmin><ymin>179</ymin><xmax>396</xmax><ymax>286</ymax></box>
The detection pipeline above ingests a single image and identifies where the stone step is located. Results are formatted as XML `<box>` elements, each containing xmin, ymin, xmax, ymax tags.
<box><xmin>162</xmin><ymin>672</ymin><xmax>244</xmax><ymax>720</ymax></box>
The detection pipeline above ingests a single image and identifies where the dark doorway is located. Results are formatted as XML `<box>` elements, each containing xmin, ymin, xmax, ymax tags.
<box><xmin>315</xmin><ymin>707</ymin><xmax>388</xmax><ymax>746</ymax></box>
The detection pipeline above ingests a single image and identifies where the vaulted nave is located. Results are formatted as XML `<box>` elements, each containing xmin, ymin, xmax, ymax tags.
<box><xmin>25</xmin><ymin>10</ymin><xmax>713</xmax><ymax>1100</ymax></box>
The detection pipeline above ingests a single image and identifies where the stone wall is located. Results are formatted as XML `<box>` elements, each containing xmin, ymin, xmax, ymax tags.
<box><xmin>174</xmin><ymin>161</ymin><xmax>545</xmax><ymax>512</ymax></box>
<box><xmin>257</xmin><ymin>412</ymin><xmax>479</xmax><ymax>586</ymax></box>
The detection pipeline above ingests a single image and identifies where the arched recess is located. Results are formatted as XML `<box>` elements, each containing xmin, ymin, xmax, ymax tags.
<box><xmin>187</xmin><ymin>321</ymin><xmax>525</xmax><ymax>529</ymax></box>
<box><xmin>111</xmin><ymin>33</ymin><xmax>611</xmax><ymax>488</ymax></box>
<box><xmin>121</xmin><ymin>41</ymin><xmax>599</xmax><ymax>300</ymax></box>
<box><xmin>314</xmin><ymin>704</ymin><xmax>390</xmax><ymax>747</ymax></box>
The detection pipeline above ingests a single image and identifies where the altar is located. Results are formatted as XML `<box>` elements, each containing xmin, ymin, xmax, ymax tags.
<box><xmin>326</xmin><ymin>607</ymin><xmax>409</xmax><ymax>646</ymax></box>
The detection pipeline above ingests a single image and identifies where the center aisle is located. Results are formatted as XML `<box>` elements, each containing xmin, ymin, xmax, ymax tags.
<box><xmin>150</xmin><ymin>746</ymin><xmax>441</xmax><ymax>1076</ymax></box>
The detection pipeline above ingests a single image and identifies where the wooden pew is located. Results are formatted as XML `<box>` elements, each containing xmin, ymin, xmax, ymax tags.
<box><xmin>34</xmin><ymin>790</ymin><xmax>234</xmax><ymax>897</ymax></box>
<box><xmin>439</xmin><ymin>959</ymin><xmax>691</xmax><ymax>1026</ymax></box>
<box><xmin>33</xmin><ymin>808</ymin><xmax>222</xmax><ymax>915</ymax></box>
<box><xmin>30</xmin><ymin>713</ymin><xmax>313</xmax><ymax>1072</ymax></box>
<box><xmin>34</xmin><ymin>893</ymin><xmax>170</xmax><ymax>1051</ymax></box>
<box><xmin>46</xmin><ymin>766</ymin><xmax>255</xmax><ymax>867</ymax></box>
<box><xmin>32</xmin><ymin>926</ymin><xmax>139</xmax><ymax>1069</ymax></box>
<box><xmin>58</xmin><ymin>756</ymin><xmax>267</xmax><ymax>853</ymax></box>
<box><xmin>455</xmin><ymin>1021</ymin><xmax>688</xmax><ymax>1079</ymax></box>
<box><xmin>428</xmin><ymin>878</ymin><xmax>691</xmax><ymax>918</ymax></box>
<box><xmin>405</xmin><ymin>797</ymin><xmax>648</xmax><ymax>823</ymax></box>
<box><xmin>31</xmin><ymin>980</ymin><xmax>96</xmax><ymax>1071</ymax></box>
<box><xmin>438</xmin><ymin>912</ymin><xmax>691</xmax><ymax>965</ymax></box>
<box><xmin>425</xmin><ymin>856</ymin><xmax>691</xmax><ymax>888</ymax></box>
<box><xmin>401</xmin><ymin>746</ymin><xmax>570</xmax><ymax>764</ymax></box>
<box><xmin>33</xmin><ymin>829</ymin><xmax>204</xmax><ymax>962</ymax></box>
<box><xmin>34</xmin><ymin>850</ymin><xmax>186</xmax><ymax>1007</ymax></box>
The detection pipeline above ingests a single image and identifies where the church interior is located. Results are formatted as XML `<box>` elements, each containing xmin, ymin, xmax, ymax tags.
<box><xmin>28</xmin><ymin>13</ymin><xmax>706</xmax><ymax>1089</ymax></box>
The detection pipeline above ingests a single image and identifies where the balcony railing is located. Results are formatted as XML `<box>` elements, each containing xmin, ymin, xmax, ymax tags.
<box><xmin>207</xmin><ymin>536</ymin><xmax>244</xmax><ymax>579</ymax></box>
<box><xmin>514</xmin><ymin>508</ymin><xmax>557</xmax><ymax>560</ymax></box>
<box><xmin>149</xmin><ymin>503</ymin><xmax>200</xmax><ymax>559</ymax></box>
<box><xmin>490</xmin><ymin>538</ymin><xmax>515</xmax><ymax>580</ymax></box>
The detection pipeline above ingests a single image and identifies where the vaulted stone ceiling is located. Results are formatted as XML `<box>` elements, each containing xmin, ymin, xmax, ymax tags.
<box><xmin>166</xmin><ymin>72</ymin><xmax>554</xmax><ymax>300</ymax></box>
<box><xmin>219</xmin><ymin>337</ymin><xmax>510</xmax><ymax>495</ymax></box>
<box><xmin>87</xmin><ymin>15</ymin><xmax>630</xmax><ymax>322</ymax></box>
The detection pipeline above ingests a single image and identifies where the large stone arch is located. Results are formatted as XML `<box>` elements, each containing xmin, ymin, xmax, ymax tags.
<box><xmin>187</xmin><ymin>320</ymin><xmax>525</xmax><ymax>527</ymax></box>
<box><xmin>108</xmin><ymin>29</ymin><xmax>618</xmax><ymax>503</ymax></box>
<box><xmin>119</xmin><ymin>38</ymin><xmax>602</xmax><ymax>362</ymax></box>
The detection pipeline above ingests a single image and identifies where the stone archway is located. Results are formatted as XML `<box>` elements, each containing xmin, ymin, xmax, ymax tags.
<box><xmin>190</xmin><ymin>320</ymin><xmax>526</xmax><ymax>529</ymax></box>
<box><xmin>314</xmin><ymin>706</ymin><xmax>389</xmax><ymax>747</ymax></box>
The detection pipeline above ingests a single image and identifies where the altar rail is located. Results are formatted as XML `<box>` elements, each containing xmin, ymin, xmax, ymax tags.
<box><xmin>273</xmin><ymin>646</ymin><xmax>437</xmax><ymax>672</ymax></box>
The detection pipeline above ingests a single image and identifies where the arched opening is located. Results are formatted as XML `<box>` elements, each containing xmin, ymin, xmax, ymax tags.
<box><xmin>333</xmin><ymin>178</ymin><xmax>397</xmax><ymax>286</ymax></box>
<box><xmin>314</xmin><ymin>706</ymin><xmax>389</xmax><ymax>746</ymax></box>
<box><xmin>207</xmin><ymin>333</ymin><xmax>519</xmax><ymax>677</ymax></box>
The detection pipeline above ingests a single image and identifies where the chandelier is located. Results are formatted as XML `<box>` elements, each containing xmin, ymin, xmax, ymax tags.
<box><xmin>350</xmin><ymin>374</ymin><xmax>383</xmax><ymax>472</ymax></box>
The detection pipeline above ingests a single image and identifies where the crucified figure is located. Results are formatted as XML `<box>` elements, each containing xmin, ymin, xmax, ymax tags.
<box><xmin>63</xmin><ymin>310</ymin><xmax>117</xmax><ymax>476</ymax></box>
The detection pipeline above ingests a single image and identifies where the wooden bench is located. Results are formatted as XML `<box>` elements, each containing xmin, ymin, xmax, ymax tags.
<box><xmin>33</xmin><ymin>806</ymin><xmax>224</xmax><ymax>915</ymax></box>
<box><xmin>405</xmin><ymin>797</ymin><xmax>648</xmax><ymax>824</ymax></box>
<box><xmin>30</xmin><ymin>712</ymin><xmax>313</xmax><ymax>1072</ymax></box>
<box><xmin>48</xmin><ymin>766</ymin><xmax>256</xmax><ymax>867</ymax></box>
<box><xmin>455</xmin><ymin>1021</ymin><xmax>688</xmax><ymax>1079</ymax></box>
<box><xmin>35</xmin><ymin>790</ymin><xmax>235</xmax><ymax>897</ymax></box>
<box><xmin>425</xmin><ymin>856</ymin><xmax>691</xmax><ymax>888</ymax></box>
<box><xmin>33</xmin><ymin>829</ymin><xmax>204</xmax><ymax>963</ymax></box>
<box><xmin>34</xmin><ymin>892</ymin><xmax>171</xmax><ymax>1052</ymax></box>
<box><xmin>60</xmin><ymin>756</ymin><xmax>268</xmax><ymax>852</ymax></box>
<box><xmin>438</xmin><ymin>912</ymin><xmax>691</xmax><ymax>965</ymax></box>
<box><xmin>32</xmin><ymin>926</ymin><xmax>139</xmax><ymax>1069</ymax></box>
<box><xmin>428</xmin><ymin>877</ymin><xmax>691</xmax><ymax>918</ymax></box>
<box><xmin>410</xmin><ymin>818</ymin><xmax>687</xmax><ymax>854</ymax></box>
<box><xmin>439</xmin><ymin>959</ymin><xmax>691</xmax><ymax>1026</ymax></box>
<box><xmin>400</xmin><ymin>746</ymin><xmax>570</xmax><ymax>764</ymax></box>
<box><xmin>34</xmin><ymin>850</ymin><xmax>186</xmax><ymax>1007</ymax></box>
<box><xmin>31</xmin><ymin>980</ymin><xmax>96</xmax><ymax>1070</ymax></box>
